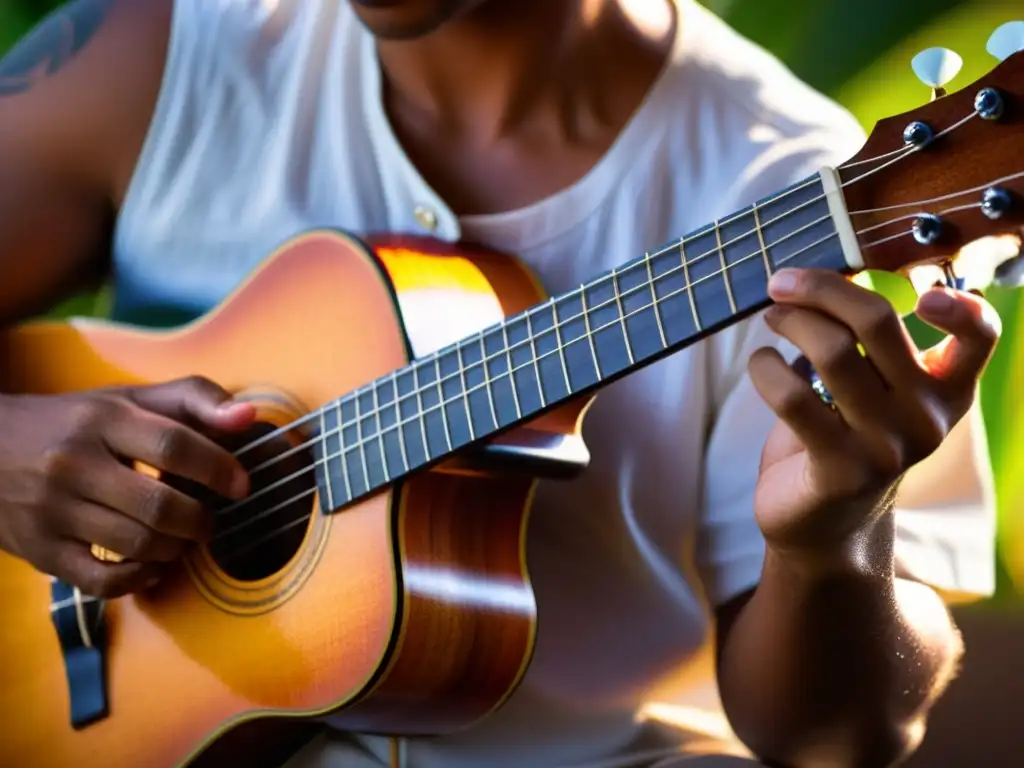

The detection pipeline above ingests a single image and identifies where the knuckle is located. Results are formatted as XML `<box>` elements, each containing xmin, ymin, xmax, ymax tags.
<box><xmin>67</xmin><ymin>397</ymin><xmax>114</xmax><ymax>432</ymax></box>
<box><xmin>152</xmin><ymin>427</ymin><xmax>188</xmax><ymax>467</ymax></box>
<box><xmin>122</xmin><ymin>527</ymin><xmax>160</xmax><ymax>561</ymax></box>
<box><xmin>858</xmin><ymin>303</ymin><xmax>899</xmax><ymax>342</ymax></box>
<box><xmin>818</xmin><ymin>335</ymin><xmax>859</xmax><ymax>374</ymax></box>
<box><xmin>178</xmin><ymin>375</ymin><xmax>223</xmax><ymax>400</ymax></box>
<box><xmin>37</xmin><ymin>444</ymin><xmax>77</xmax><ymax>483</ymax></box>
<box><xmin>136</xmin><ymin>484</ymin><xmax>177</xmax><ymax>530</ymax></box>
<box><xmin>790</xmin><ymin>270</ymin><xmax>817</xmax><ymax>295</ymax></box>
<box><xmin>974</xmin><ymin>313</ymin><xmax>1001</xmax><ymax>345</ymax></box>
<box><xmin>774</xmin><ymin>383</ymin><xmax>814</xmax><ymax>420</ymax></box>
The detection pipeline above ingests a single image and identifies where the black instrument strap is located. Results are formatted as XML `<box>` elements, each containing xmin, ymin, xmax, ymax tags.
<box><xmin>48</xmin><ymin>578</ymin><xmax>110</xmax><ymax>729</ymax></box>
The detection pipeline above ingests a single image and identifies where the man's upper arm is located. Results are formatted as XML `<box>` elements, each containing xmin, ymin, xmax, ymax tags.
<box><xmin>0</xmin><ymin>0</ymin><xmax>170</xmax><ymax>325</ymax></box>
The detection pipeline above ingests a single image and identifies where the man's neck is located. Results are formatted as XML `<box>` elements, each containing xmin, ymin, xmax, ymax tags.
<box><xmin>375</xmin><ymin>0</ymin><xmax>675</xmax><ymax>142</ymax></box>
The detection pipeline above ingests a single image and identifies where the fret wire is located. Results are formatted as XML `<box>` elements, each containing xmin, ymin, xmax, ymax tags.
<box><xmin>336</xmin><ymin>218</ymin><xmax>830</xmax><ymax>462</ymax></box>
<box><xmin>334</xmin><ymin>399</ymin><xmax>353</xmax><ymax>500</ymax></box>
<box><xmin>752</xmin><ymin>201</ymin><xmax>774</xmax><ymax>281</ymax></box>
<box><xmin>318</xmin><ymin>409</ymin><xmax>335</xmax><ymax>511</ymax></box>
<box><xmin>390</xmin><ymin>371</ymin><xmax>410</xmax><ymax>472</ymax></box>
<box><xmin>433</xmin><ymin>356</ymin><xmax>453</xmax><ymax>451</ymax></box>
<box><xmin>579</xmin><ymin>291</ymin><xmax>602</xmax><ymax>377</ymax></box>
<box><xmin>610</xmin><ymin>267</ymin><xmax>634</xmax><ymax>365</ymax></box>
<box><xmin>525</xmin><ymin>309</ymin><xmax>547</xmax><ymax>407</ymax></box>
<box><xmin>713</xmin><ymin>220</ymin><xmax>738</xmax><ymax>315</ymax></box>
<box><xmin>325</xmin><ymin>181</ymin><xmax>829</xmax><ymax>461</ymax></box>
<box><xmin>678</xmin><ymin>238</ymin><xmax>703</xmax><ymax>331</ymax></box>
<box><xmin>371</xmin><ymin>381</ymin><xmax>390</xmax><ymax>481</ymax></box>
<box><xmin>354</xmin><ymin>393</ymin><xmax>372</xmax><ymax>490</ymax></box>
<box><xmin>310</xmin><ymin>228</ymin><xmax>843</xmax><ymax>474</ymax></box>
<box><xmin>643</xmin><ymin>251</ymin><xmax>668</xmax><ymax>348</ymax></box>
<box><xmin>304</xmin><ymin>178</ymin><xmax>836</xmax><ymax>466</ymax></box>
<box><xmin>236</xmin><ymin>175</ymin><xmax>831</xmax><ymax>476</ymax></box>
<box><xmin>479</xmin><ymin>334</ymin><xmax>499</xmax><ymax>429</ymax></box>
<box><xmin>501</xmin><ymin>322</ymin><xmax>523</xmax><ymax>420</ymax></box>
<box><xmin>550</xmin><ymin>301</ymin><xmax>573</xmax><ymax>394</ymax></box>
<box><xmin>455</xmin><ymin>345</ymin><xmax>476</xmax><ymax>440</ymax></box>
<box><xmin>412</xmin><ymin>365</ymin><xmax>432</xmax><ymax>461</ymax></box>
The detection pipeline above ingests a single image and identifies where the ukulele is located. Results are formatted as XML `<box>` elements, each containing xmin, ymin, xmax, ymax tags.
<box><xmin>1</xmin><ymin>39</ymin><xmax>1023</xmax><ymax>768</ymax></box>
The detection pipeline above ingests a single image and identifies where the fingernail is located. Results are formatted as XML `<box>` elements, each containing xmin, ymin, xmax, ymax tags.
<box><xmin>918</xmin><ymin>289</ymin><xmax>956</xmax><ymax>318</ymax></box>
<box><xmin>768</xmin><ymin>270</ymin><xmax>799</xmax><ymax>297</ymax></box>
<box><xmin>143</xmin><ymin>576</ymin><xmax>161</xmax><ymax>591</ymax></box>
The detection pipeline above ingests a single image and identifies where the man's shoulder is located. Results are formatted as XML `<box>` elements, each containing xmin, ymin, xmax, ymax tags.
<box><xmin>666</xmin><ymin>2</ymin><xmax>865</xmax><ymax>164</ymax></box>
<box><xmin>0</xmin><ymin>0</ymin><xmax>173</xmax><ymax>193</ymax></box>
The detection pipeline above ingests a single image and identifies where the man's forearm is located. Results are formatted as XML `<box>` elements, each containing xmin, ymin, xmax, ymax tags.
<box><xmin>716</xmin><ymin>511</ymin><xmax>963</xmax><ymax>768</ymax></box>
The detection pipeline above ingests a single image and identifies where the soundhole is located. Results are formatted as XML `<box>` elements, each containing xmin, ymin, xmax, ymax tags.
<box><xmin>168</xmin><ymin>422</ymin><xmax>317</xmax><ymax>582</ymax></box>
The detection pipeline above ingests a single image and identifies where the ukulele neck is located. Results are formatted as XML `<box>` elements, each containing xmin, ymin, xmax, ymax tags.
<box><xmin>315</xmin><ymin>169</ymin><xmax>858</xmax><ymax>511</ymax></box>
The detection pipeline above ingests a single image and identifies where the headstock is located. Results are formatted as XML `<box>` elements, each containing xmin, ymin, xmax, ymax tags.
<box><xmin>838</xmin><ymin>25</ymin><xmax>1024</xmax><ymax>287</ymax></box>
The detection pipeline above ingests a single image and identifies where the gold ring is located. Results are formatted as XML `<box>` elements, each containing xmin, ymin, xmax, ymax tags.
<box><xmin>90</xmin><ymin>544</ymin><xmax>126</xmax><ymax>564</ymax></box>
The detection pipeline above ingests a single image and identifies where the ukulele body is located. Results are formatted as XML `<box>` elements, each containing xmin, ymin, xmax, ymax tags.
<box><xmin>0</xmin><ymin>230</ymin><xmax>590</xmax><ymax>768</ymax></box>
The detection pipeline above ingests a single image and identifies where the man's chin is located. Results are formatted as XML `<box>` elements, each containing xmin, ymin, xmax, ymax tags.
<box><xmin>349</xmin><ymin>0</ymin><xmax>482</xmax><ymax>40</ymax></box>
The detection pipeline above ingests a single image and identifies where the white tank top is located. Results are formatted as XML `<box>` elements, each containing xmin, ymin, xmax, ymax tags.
<box><xmin>113</xmin><ymin>2</ymin><xmax>879</xmax><ymax>767</ymax></box>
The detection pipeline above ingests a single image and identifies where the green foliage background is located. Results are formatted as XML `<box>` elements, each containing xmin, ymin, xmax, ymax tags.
<box><xmin>3</xmin><ymin>0</ymin><xmax>1023</xmax><ymax>597</ymax></box>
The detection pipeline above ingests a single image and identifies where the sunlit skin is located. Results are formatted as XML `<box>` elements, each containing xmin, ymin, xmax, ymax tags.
<box><xmin>0</xmin><ymin>1</ymin><xmax>1004</xmax><ymax>767</ymax></box>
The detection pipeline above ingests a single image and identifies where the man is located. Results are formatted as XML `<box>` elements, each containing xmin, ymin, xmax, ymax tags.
<box><xmin>0</xmin><ymin>1</ymin><xmax>1000</xmax><ymax>767</ymax></box>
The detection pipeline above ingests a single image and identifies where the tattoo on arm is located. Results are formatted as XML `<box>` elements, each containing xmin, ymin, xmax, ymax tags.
<box><xmin>0</xmin><ymin>0</ymin><xmax>114</xmax><ymax>96</ymax></box>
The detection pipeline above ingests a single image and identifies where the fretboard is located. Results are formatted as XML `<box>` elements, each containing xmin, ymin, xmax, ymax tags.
<box><xmin>314</xmin><ymin>171</ymin><xmax>855</xmax><ymax>511</ymax></box>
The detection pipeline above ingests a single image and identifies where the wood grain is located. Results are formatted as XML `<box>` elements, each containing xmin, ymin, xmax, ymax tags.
<box><xmin>0</xmin><ymin>230</ymin><xmax>585</xmax><ymax>767</ymax></box>
<box><xmin>838</xmin><ymin>52</ymin><xmax>1024</xmax><ymax>274</ymax></box>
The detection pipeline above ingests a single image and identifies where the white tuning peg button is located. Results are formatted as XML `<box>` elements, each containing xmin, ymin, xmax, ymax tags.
<box><xmin>987</xmin><ymin>21</ymin><xmax>1024</xmax><ymax>62</ymax></box>
<box><xmin>911</xmin><ymin>47</ymin><xmax>963</xmax><ymax>91</ymax></box>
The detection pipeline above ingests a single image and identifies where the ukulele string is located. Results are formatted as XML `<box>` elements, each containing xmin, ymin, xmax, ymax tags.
<box><xmin>218</xmin><ymin>216</ymin><xmax>841</xmax><ymax>531</ymax></box>
<box><xmin>219</xmin><ymin>164</ymin><xmax>1021</xmax><ymax>528</ymax></box>
<box><xmin>232</xmin><ymin>175</ymin><xmax>819</xmax><ymax>465</ymax></box>
<box><xmin>215</xmin><ymin>219</ymin><xmax>840</xmax><ymax>539</ymax></box>
<box><xmin>841</xmin><ymin>110</ymin><xmax>978</xmax><ymax>184</ymax></box>
<box><xmin>211</xmin><ymin>183</ymin><xmax>1009</xmax><ymax>559</ymax></box>
<box><xmin>858</xmin><ymin>202</ymin><xmax>983</xmax><ymax>237</ymax></box>
<box><xmin>243</xmin><ymin>160</ymin><xmax>1017</xmax><ymax>487</ymax></box>
<box><xmin>270</xmin><ymin>138</ymin><xmax>1009</xmax><ymax>486</ymax></box>
<box><xmin>851</xmin><ymin>168</ymin><xmax>1024</xmax><ymax>215</ymax></box>
<box><xmin>233</xmin><ymin>104</ymin><xmax>987</xmax><ymax>481</ymax></box>
<box><xmin>861</xmin><ymin>203</ymin><xmax>984</xmax><ymax>249</ymax></box>
<box><xmin>242</xmin><ymin>210</ymin><xmax>836</xmax><ymax>482</ymax></box>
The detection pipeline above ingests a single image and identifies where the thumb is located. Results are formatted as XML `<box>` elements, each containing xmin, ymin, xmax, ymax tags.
<box><xmin>916</xmin><ymin>288</ymin><xmax>1001</xmax><ymax>390</ymax></box>
<box><xmin>127</xmin><ymin>377</ymin><xmax>257</xmax><ymax>432</ymax></box>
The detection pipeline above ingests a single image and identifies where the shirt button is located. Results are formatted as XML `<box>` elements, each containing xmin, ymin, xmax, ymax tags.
<box><xmin>414</xmin><ymin>205</ymin><xmax>439</xmax><ymax>232</ymax></box>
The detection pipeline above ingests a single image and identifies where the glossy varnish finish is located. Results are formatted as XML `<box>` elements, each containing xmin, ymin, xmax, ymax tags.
<box><xmin>838</xmin><ymin>53</ymin><xmax>1024</xmax><ymax>273</ymax></box>
<box><xmin>0</xmin><ymin>231</ymin><xmax>570</xmax><ymax>768</ymax></box>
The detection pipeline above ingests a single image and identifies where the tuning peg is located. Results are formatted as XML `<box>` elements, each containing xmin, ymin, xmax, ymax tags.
<box><xmin>987</xmin><ymin>21</ymin><xmax>1024</xmax><ymax>62</ymax></box>
<box><xmin>911</xmin><ymin>47</ymin><xmax>963</xmax><ymax>100</ymax></box>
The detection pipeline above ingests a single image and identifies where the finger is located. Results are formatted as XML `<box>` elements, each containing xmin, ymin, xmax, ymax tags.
<box><xmin>58</xmin><ymin>498</ymin><xmax>188</xmax><ymax>563</ymax></box>
<box><xmin>47</xmin><ymin>542</ymin><xmax>164</xmax><ymax>599</ymax></box>
<box><xmin>916</xmin><ymin>287</ymin><xmax>1002</xmax><ymax>389</ymax></box>
<box><xmin>88</xmin><ymin>462</ymin><xmax>213</xmax><ymax>542</ymax></box>
<box><xmin>768</xmin><ymin>269</ymin><xmax>921</xmax><ymax>384</ymax></box>
<box><xmin>128</xmin><ymin>376</ymin><xmax>257</xmax><ymax>434</ymax></box>
<box><xmin>748</xmin><ymin>346</ymin><xmax>848</xmax><ymax>455</ymax></box>
<box><xmin>103</xmin><ymin>406</ymin><xmax>250</xmax><ymax>500</ymax></box>
<box><xmin>763</xmin><ymin>305</ymin><xmax>889</xmax><ymax>430</ymax></box>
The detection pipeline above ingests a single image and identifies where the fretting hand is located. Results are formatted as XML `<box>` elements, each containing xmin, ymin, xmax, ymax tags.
<box><xmin>748</xmin><ymin>268</ymin><xmax>1001</xmax><ymax>565</ymax></box>
<box><xmin>0</xmin><ymin>377</ymin><xmax>254</xmax><ymax>598</ymax></box>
